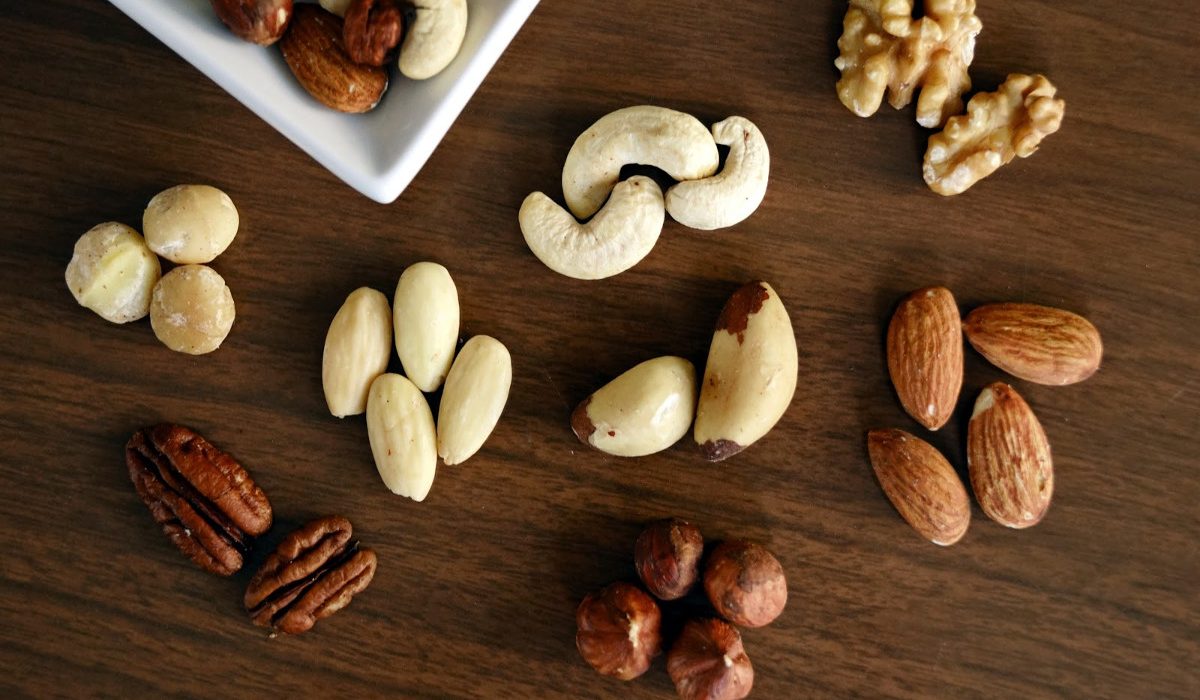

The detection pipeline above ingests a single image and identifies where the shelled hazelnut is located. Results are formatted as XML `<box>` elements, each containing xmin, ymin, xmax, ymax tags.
<box><xmin>703</xmin><ymin>541</ymin><xmax>787</xmax><ymax>629</ymax></box>
<box><xmin>635</xmin><ymin>518</ymin><xmax>704</xmax><ymax>601</ymax></box>
<box><xmin>667</xmin><ymin>618</ymin><xmax>754</xmax><ymax>700</ymax></box>
<box><xmin>575</xmin><ymin>582</ymin><xmax>663</xmax><ymax>681</ymax></box>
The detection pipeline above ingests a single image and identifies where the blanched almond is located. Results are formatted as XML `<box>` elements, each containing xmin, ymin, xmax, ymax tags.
<box><xmin>437</xmin><ymin>336</ymin><xmax>512</xmax><ymax>465</ymax></box>
<box><xmin>322</xmin><ymin>287</ymin><xmax>392</xmax><ymax>418</ymax></box>
<box><xmin>366</xmin><ymin>373</ymin><xmax>437</xmax><ymax>501</ymax></box>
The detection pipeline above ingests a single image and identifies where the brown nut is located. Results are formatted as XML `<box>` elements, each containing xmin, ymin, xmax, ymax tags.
<box><xmin>210</xmin><ymin>0</ymin><xmax>294</xmax><ymax>46</ymax></box>
<box><xmin>667</xmin><ymin>619</ymin><xmax>754</xmax><ymax>700</ymax></box>
<box><xmin>635</xmin><ymin>518</ymin><xmax>704</xmax><ymax>601</ymax></box>
<box><xmin>245</xmin><ymin>515</ymin><xmax>378</xmax><ymax>635</ymax></box>
<box><xmin>281</xmin><ymin>5</ymin><xmax>389</xmax><ymax>113</ymax></box>
<box><xmin>343</xmin><ymin>0</ymin><xmax>404</xmax><ymax>66</ymax></box>
<box><xmin>575</xmin><ymin>582</ymin><xmax>662</xmax><ymax>680</ymax></box>
<box><xmin>703</xmin><ymin>541</ymin><xmax>787</xmax><ymax>628</ymax></box>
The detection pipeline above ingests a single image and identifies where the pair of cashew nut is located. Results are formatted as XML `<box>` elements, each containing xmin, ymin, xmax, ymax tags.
<box><xmin>320</xmin><ymin>0</ymin><xmax>467</xmax><ymax>79</ymax></box>
<box><xmin>519</xmin><ymin>106</ymin><xmax>771</xmax><ymax>280</ymax></box>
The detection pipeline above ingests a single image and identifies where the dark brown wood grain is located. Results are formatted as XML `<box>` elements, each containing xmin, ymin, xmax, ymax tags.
<box><xmin>1</xmin><ymin>1</ymin><xmax>1197</xmax><ymax>697</ymax></box>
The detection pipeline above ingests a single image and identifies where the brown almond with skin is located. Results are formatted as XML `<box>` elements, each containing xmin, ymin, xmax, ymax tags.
<box><xmin>867</xmin><ymin>428</ymin><xmax>970</xmax><ymax>545</ymax></box>
<box><xmin>280</xmin><ymin>5</ymin><xmax>388</xmax><ymax>113</ymax></box>
<box><xmin>968</xmin><ymin>382</ymin><xmax>1054</xmax><ymax>528</ymax></box>
<box><xmin>887</xmin><ymin>286</ymin><xmax>963</xmax><ymax>430</ymax></box>
<box><xmin>964</xmin><ymin>303</ymin><xmax>1103</xmax><ymax>385</ymax></box>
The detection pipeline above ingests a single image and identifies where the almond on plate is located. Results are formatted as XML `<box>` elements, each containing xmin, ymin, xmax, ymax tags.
<box><xmin>280</xmin><ymin>4</ymin><xmax>388</xmax><ymax>113</ymax></box>
<box><xmin>867</xmin><ymin>428</ymin><xmax>970</xmax><ymax>545</ymax></box>
<box><xmin>967</xmin><ymin>382</ymin><xmax>1054</xmax><ymax>528</ymax></box>
<box><xmin>963</xmin><ymin>303</ymin><xmax>1102</xmax><ymax>385</ymax></box>
<box><xmin>886</xmin><ymin>286</ymin><xmax>963</xmax><ymax>431</ymax></box>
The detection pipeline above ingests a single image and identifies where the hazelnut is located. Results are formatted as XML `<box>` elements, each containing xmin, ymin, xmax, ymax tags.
<box><xmin>210</xmin><ymin>0</ymin><xmax>294</xmax><ymax>46</ymax></box>
<box><xmin>343</xmin><ymin>0</ymin><xmax>404</xmax><ymax>67</ymax></box>
<box><xmin>667</xmin><ymin>618</ymin><xmax>753</xmax><ymax>700</ymax></box>
<box><xmin>703</xmin><ymin>540</ymin><xmax>787</xmax><ymax>628</ymax></box>
<box><xmin>634</xmin><ymin>518</ymin><xmax>704</xmax><ymax>600</ymax></box>
<box><xmin>575</xmin><ymin>582</ymin><xmax>662</xmax><ymax>680</ymax></box>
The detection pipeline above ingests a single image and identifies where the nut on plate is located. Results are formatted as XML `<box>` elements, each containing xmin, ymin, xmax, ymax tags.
<box><xmin>667</xmin><ymin>618</ymin><xmax>754</xmax><ymax>700</ymax></box>
<box><xmin>392</xmin><ymin>262</ymin><xmax>460</xmax><ymax>393</ymax></box>
<box><xmin>665</xmin><ymin>116</ymin><xmax>770</xmax><ymax>231</ymax></box>
<box><xmin>149</xmin><ymin>264</ymin><xmax>236</xmax><ymax>355</ymax></box>
<box><xmin>964</xmin><ymin>303</ymin><xmax>1102</xmax><ymax>385</ymax></box>
<box><xmin>65</xmin><ymin>222</ymin><xmax>161</xmax><ymax>323</ymax></box>
<box><xmin>571</xmin><ymin>356</ymin><xmax>697</xmax><ymax>457</ymax></box>
<box><xmin>322</xmin><ymin>287</ymin><xmax>393</xmax><ymax>418</ymax></box>
<box><xmin>924</xmin><ymin>73</ymin><xmax>1065</xmax><ymax>195</ymax></box>
<box><xmin>693</xmin><ymin>281</ymin><xmax>798</xmax><ymax>461</ymax></box>
<box><xmin>867</xmin><ymin>428</ymin><xmax>971</xmax><ymax>545</ymax></box>
<box><xmin>968</xmin><ymin>382</ymin><xmax>1054</xmax><ymax>528</ymax></box>
<box><xmin>343</xmin><ymin>0</ymin><xmax>404</xmax><ymax>67</ymax></box>
<box><xmin>576</xmin><ymin>582</ymin><xmax>663</xmax><ymax>680</ymax></box>
<box><xmin>437</xmin><ymin>335</ymin><xmax>513</xmax><ymax>465</ymax></box>
<box><xmin>281</xmin><ymin>4</ymin><xmax>389</xmax><ymax>113</ymax></box>
<box><xmin>886</xmin><ymin>286</ymin><xmax>963</xmax><ymax>430</ymax></box>
<box><xmin>398</xmin><ymin>0</ymin><xmax>469</xmax><ymax>80</ymax></box>
<box><xmin>366</xmin><ymin>373</ymin><xmax>438</xmax><ymax>501</ymax></box>
<box><xmin>835</xmin><ymin>0</ymin><xmax>983</xmax><ymax>128</ymax></box>
<box><xmin>703</xmin><ymin>540</ymin><xmax>787</xmax><ymax>628</ymax></box>
<box><xmin>210</xmin><ymin>0</ymin><xmax>293</xmax><ymax>46</ymax></box>
<box><xmin>634</xmin><ymin>518</ymin><xmax>704</xmax><ymax>600</ymax></box>
<box><xmin>143</xmin><ymin>184</ymin><xmax>240</xmax><ymax>265</ymax></box>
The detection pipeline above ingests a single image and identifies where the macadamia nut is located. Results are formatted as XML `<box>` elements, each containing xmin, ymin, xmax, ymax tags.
<box><xmin>143</xmin><ymin>185</ymin><xmax>239</xmax><ymax>264</ymax></box>
<box><xmin>150</xmin><ymin>265</ymin><xmax>236</xmax><ymax>355</ymax></box>
<box><xmin>65</xmin><ymin>222</ymin><xmax>161</xmax><ymax>323</ymax></box>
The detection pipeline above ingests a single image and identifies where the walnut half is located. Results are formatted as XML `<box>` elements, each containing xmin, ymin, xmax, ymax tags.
<box><xmin>923</xmin><ymin>74</ymin><xmax>1066</xmax><ymax>196</ymax></box>
<box><xmin>834</xmin><ymin>0</ymin><xmax>983</xmax><ymax>128</ymax></box>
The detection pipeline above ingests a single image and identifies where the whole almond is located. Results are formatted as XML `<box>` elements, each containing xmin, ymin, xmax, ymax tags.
<box><xmin>867</xmin><ymin>428</ymin><xmax>970</xmax><ymax>545</ymax></box>
<box><xmin>887</xmin><ymin>286</ymin><xmax>963</xmax><ymax>431</ymax></box>
<box><xmin>964</xmin><ymin>303</ymin><xmax>1102</xmax><ymax>385</ymax></box>
<box><xmin>211</xmin><ymin>0</ymin><xmax>293</xmax><ymax>46</ymax></box>
<box><xmin>322</xmin><ymin>287</ymin><xmax>392</xmax><ymax>418</ymax></box>
<box><xmin>968</xmin><ymin>383</ymin><xmax>1054</xmax><ymax>528</ymax></box>
<box><xmin>366</xmin><ymin>373</ymin><xmax>438</xmax><ymax>501</ymax></box>
<box><xmin>393</xmin><ymin>262</ymin><xmax>460</xmax><ymax>393</ymax></box>
<box><xmin>437</xmin><ymin>336</ymin><xmax>512</xmax><ymax>466</ymax></box>
<box><xmin>280</xmin><ymin>5</ymin><xmax>388</xmax><ymax>113</ymax></box>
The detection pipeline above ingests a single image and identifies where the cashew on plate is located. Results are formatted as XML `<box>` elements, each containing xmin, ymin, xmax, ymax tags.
<box><xmin>665</xmin><ymin>116</ymin><xmax>770</xmax><ymax>231</ymax></box>
<box><xmin>399</xmin><ymin>0</ymin><xmax>468</xmax><ymax>80</ymax></box>
<box><xmin>924</xmin><ymin>74</ymin><xmax>1065</xmax><ymax>196</ymax></box>
<box><xmin>519</xmin><ymin>176</ymin><xmax>665</xmax><ymax>280</ymax></box>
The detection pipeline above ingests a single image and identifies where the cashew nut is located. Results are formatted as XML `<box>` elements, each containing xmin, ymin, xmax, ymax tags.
<box><xmin>562</xmin><ymin>106</ymin><xmax>719</xmax><ymax>219</ymax></box>
<box><xmin>665</xmin><ymin>117</ymin><xmax>770</xmax><ymax>230</ymax></box>
<box><xmin>519</xmin><ymin>176</ymin><xmax>665</xmax><ymax>280</ymax></box>
<box><xmin>398</xmin><ymin>0</ymin><xmax>468</xmax><ymax>80</ymax></box>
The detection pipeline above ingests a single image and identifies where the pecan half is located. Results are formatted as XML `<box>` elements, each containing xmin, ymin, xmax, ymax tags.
<box><xmin>244</xmin><ymin>516</ymin><xmax>378</xmax><ymax>635</ymax></box>
<box><xmin>126</xmin><ymin>424</ymin><xmax>273</xmax><ymax>576</ymax></box>
<box><xmin>343</xmin><ymin>0</ymin><xmax>405</xmax><ymax>67</ymax></box>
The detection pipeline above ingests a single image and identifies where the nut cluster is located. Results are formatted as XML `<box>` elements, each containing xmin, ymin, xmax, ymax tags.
<box><xmin>872</xmin><ymin>286</ymin><xmax>1102</xmax><ymax>543</ymax></box>
<box><xmin>576</xmin><ymin>519</ymin><xmax>786</xmax><ymax>699</ymax></box>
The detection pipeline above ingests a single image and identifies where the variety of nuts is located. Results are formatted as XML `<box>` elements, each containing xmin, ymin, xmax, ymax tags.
<box><xmin>65</xmin><ymin>222</ymin><xmax>161</xmax><ymax>324</ymax></box>
<box><xmin>575</xmin><ymin>582</ymin><xmax>663</xmax><ymax>680</ymax></box>
<box><xmin>667</xmin><ymin>618</ymin><xmax>754</xmax><ymax>700</ymax></box>
<box><xmin>366</xmin><ymin>373</ymin><xmax>439</xmax><ymax>501</ymax></box>
<box><xmin>886</xmin><ymin>286</ymin><xmax>963</xmax><ymax>430</ymax></box>
<box><xmin>867</xmin><ymin>428</ymin><xmax>970</xmax><ymax>545</ymax></box>
<box><xmin>149</xmin><ymin>264</ymin><xmax>237</xmax><ymax>355</ymax></box>
<box><xmin>665</xmin><ymin>116</ymin><xmax>770</xmax><ymax>231</ymax></box>
<box><xmin>143</xmin><ymin>184</ymin><xmax>240</xmax><ymax>265</ymax></box>
<box><xmin>398</xmin><ymin>0</ymin><xmax>469</xmax><ymax>80</ymax></box>
<box><xmin>634</xmin><ymin>518</ymin><xmax>704</xmax><ymax>600</ymax></box>
<box><xmin>519</xmin><ymin>176</ymin><xmax>665</xmax><ymax>280</ymax></box>
<box><xmin>968</xmin><ymin>382</ymin><xmax>1054</xmax><ymax>528</ymax></box>
<box><xmin>393</xmin><ymin>261</ymin><xmax>460</xmax><ymax>392</ymax></box>
<box><xmin>572</xmin><ymin>356</ymin><xmax>697</xmax><ymax>457</ymax></box>
<box><xmin>343</xmin><ymin>0</ymin><xmax>404</xmax><ymax>67</ymax></box>
<box><xmin>436</xmin><ymin>335</ymin><xmax>513</xmax><ymax>465</ymax></box>
<box><xmin>126</xmin><ymin>424</ymin><xmax>272</xmax><ymax>576</ymax></box>
<box><xmin>703</xmin><ymin>541</ymin><xmax>787</xmax><ymax>629</ymax></box>
<box><xmin>963</xmin><ymin>302</ymin><xmax>1102</xmax><ymax>385</ymax></box>
<box><xmin>694</xmin><ymin>281</ymin><xmax>798</xmax><ymax>461</ymax></box>
<box><xmin>210</xmin><ymin>0</ymin><xmax>294</xmax><ymax>46</ymax></box>
<box><xmin>281</xmin><ymin>5</ymin><xmax>389</xmax><ymax>113</ymax></box>
<box><xmin>924</xmin><ymin>73</ymin><xmax>1065</xmax><ymax>195</ymax></box>
<box><xmin>244</xmin><ymin>515</ymin><xmax>378</xmax><ymax>635</ymax></box>
<box><xmin>322</xmin><ymin>287</ymin><xmax>393</xmax><ymax>418</ymax></box>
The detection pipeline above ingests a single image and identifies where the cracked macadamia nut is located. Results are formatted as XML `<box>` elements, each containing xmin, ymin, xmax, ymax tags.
<box><xmin>667</xmin><ymin>619</ymin><xmax>754</xmax><ymax>700</ymax></box>
<box><xmin>143</xmin><ymin>184</ymin><xmax>240</xmax><ymax>264</ymax></box>
<box><xmin>575</xmin><ymin>582</ymin><xmax>662</xmax><ymax>681</ymax></box>
<box><xmin>150</xmin><ymin>265</ymin><xmax>236</xmax><ymax>355</ymax></box>
<box><xmin>65</xmin><ymin>222</ymin><xmax>161</xmax><ymax>323</ymax></box>
<box><xmin>634</xmin><ymin>518</ymin><xmax>704</xmax><ymax>601</ymax></box>
<box><xmin>703</xmin><ymin>541</ymin><xmax>787</xmax><ymax>628</ymax></box>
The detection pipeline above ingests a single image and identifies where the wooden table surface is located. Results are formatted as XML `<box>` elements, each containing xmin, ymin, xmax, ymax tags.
<box><xmin>1</xmin><ymin>1</ymin><xmax>1197</xmax><ymax>697</ymax></box>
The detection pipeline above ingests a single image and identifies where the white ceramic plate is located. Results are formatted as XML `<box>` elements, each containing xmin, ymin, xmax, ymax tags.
<box><xmin>109</xmin><ymin>0</ymin><xmax>539</xmax><ymax>203</ymax></box>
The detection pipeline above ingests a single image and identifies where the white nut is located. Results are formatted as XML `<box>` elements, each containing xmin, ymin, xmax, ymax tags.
<box><xmin>149</xmin><ymin>264</ymin><xmax>236</xmax><ymax>355</ymax></box>
<box><xmin>143</xmin><ymin>185</ymin><xmax>239</xmax><ymax>264</ymax></box>
<box><xmin>393</xmin><ymin>262</ymin><xmax>460</xmax><ymax>392</ymax></box>
<box><xmin>694</xmin><ymin>281</ymin><xmax>798</xmax><ymax>461</ymax></box>
<box><xmin>65</xmin><ymin>222</ymin><xmax>161</xmax><ymax>323</ymax></box>
<box><xmin>571</xmin><ymin>356</ymin><xmax>696</xmax><ymax>458</ymax></box>
<box><xmin>398</xmin><ymin>0</ymin><xmax>468</xmax><ymax>80</ymax></box>
<box><xmin>665</xmin><ymin>116</ymin><xmax>770</xmax><ymax>230</ymax></box>
<box><xmin>437</xmin><ymin>335</ymin><xmax>512</xmax><ymax>465</ymax></box>
<box><xmin>322</xmin><ymin>287</ymin><xmax>393</xmax><ymax>418</ymax></box>
<box><xmin>318</xmin><ymin>0</ymin><xmax>353</xmax><ymax>17</ymax></box>
<box><xmin>562</xmin><ymin>106</ymin><xmax>719</xmax><ymax>219</ymax></box>
<box><xmin>366</xmin><ymin>373</ymin><xmax>438</xmax><ymax>501</ymax></box>
<box><xmin>519</xmin><ymin>176</ymin><xmax>665</xmax><ymax>280</ymax></box>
